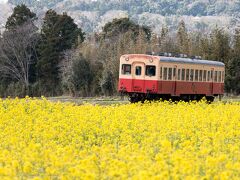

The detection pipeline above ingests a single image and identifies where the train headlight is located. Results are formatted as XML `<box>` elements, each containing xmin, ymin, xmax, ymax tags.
<box><xmin>149</xmin><ymin>59</ymin><xmax>153</xmax><ymax>63</ymax></box>
<box><xmin>125</xmin><ymin>57</ymin><xmax>129</xmax><ymax>61</ymax></box>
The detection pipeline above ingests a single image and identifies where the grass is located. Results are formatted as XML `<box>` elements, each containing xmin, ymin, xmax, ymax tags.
<box><xmin>47</xmin><ymin>96</ymin><xmax>129</xmax><ymax>105</ymax></box>
<box><xmin>221</xmin><ymin>96</ymin><xmax>240</xmax><ymax>102</ymax></box>
<box><xmin>46</xmin><ymin>95</ymin><xmax>240</xmax><ymax>105</ymax></box>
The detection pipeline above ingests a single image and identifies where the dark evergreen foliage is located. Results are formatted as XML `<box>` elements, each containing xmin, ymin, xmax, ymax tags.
<box><xmin>225</xmin><ymin>29</ymin><xmax>240</xmax><ymax>94</ymax></box>
<box><xmin>102</xmin><ymin>18</ymin><xmax>151</xmax><ymax>41</ymax></box>
<box><xmin>37</xmin><ymin>9</ymin><xmax>85</xmax><ymax>96</ymax></box>
<box><xmin>72</xmin><ymin>55</ymin><xmax>93</xmax><ymax>96</ymax></box>
<box><xmin>5</xmin><ymin>4</ymin><xmax>36</xmax><ymax>30</ymax></box>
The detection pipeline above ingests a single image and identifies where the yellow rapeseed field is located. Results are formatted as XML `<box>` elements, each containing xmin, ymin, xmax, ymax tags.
<box><xmin>0</xmin><ymin>97</ymin><xmax>239</xmax><ymax>179</ymax></box>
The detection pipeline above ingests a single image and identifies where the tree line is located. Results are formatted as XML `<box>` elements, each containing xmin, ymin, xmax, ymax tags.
<box><xmin>0</xmin><ymin>4</ymin><xmax>239</xmax><ymax>97</ymax></box>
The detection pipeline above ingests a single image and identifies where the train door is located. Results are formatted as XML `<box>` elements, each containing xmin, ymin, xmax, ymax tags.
<box><xmin>132</xmin><ymin>62</ymin><xmax>145</xmax><ymax>92</ymax></box>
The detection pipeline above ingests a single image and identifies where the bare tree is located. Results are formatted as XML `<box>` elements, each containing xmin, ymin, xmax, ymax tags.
<box><xmin>0</xmin><ymin>22</ymin><xmax>39</xmax><ymax>95</ymax></box>
<box><xmin>59</xmin><ymin>50</ymin><xmax>75</xmax><ymax>96</ymax></box>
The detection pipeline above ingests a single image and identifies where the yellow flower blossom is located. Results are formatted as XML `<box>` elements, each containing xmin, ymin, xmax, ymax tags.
<box><xmin>0</xmin><ymin>98</ymin><xmax>239</xmax><ymax>178</ymax></box>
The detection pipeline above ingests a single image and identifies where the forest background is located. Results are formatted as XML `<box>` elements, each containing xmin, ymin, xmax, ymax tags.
<box><xmin>0</xmin><ymin>4</ymin><xmax>239</xmax><ymax>97</ymax></box>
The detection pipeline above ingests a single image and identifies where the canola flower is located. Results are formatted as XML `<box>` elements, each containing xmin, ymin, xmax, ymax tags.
<box><xmin>0</xmin><ymin>97</ymin><xmax>239</xmax><ymax>179</ymax></box>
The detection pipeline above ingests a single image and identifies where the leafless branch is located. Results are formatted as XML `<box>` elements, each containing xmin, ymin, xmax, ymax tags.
<box><xmin>0</xmin><ymin>22</ymin><xmax>39</xmax><ymax>91</ymax></box>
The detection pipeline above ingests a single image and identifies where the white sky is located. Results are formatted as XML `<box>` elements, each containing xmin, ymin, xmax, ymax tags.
<box><xmin>0</xmin><ymin>0</ymin><xmax>8</xmax><ymax>3</ymax></box>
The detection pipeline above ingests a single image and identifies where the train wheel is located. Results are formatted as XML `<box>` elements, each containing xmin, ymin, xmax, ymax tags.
<box><xmin>206</xmin><ymin>96</ymin><xmax>215</xmax><ymax>103</ymax></box>
<box><xmin>129</xmin><ymin>96</ymin><xmax>137</xmax><ymax>103</ymax></box>
<box><xmin>129</xmin><ymin>94</ymin><xmax>141</xmax><ymax>103</ymax></box>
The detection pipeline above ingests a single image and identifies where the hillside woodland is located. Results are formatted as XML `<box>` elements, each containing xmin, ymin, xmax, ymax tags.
<box><xmin>0</xmin><ymin>4</ymin><xmax>239</xmax><ymax>97</ymax></box>
<box><xmin>4</xmin><ymin>0</ymin><xmax>240</xmax><ymax>33</ymax></box>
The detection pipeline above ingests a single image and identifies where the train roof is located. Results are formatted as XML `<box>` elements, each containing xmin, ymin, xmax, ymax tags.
<box><xmin>159</xmin><ymin>56</ymin><xmax>225</xmax><ymax>67</ymax></box>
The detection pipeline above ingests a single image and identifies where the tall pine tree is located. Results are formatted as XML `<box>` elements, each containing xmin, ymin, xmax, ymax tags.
<box><xmin>226</xmin><ymin>28</ymin><xmax>240</xmax><ymax>94</ymax></box>
<box><xmin>5</xmin><ymin>4</ymin><xmax>36</xmax><ymax>30</ymax></box>
<box><xmin>37</xmin><ymin>10</ymin><xmax>85</xmax><ymax>96</ymax></box>
<box><xmin>210</xmin><ymin>27</ymin><xmax>230</xmax><ymax>64</ymax></box>
<box><xmin>177</xmin><ymin>20</ymin><xmax>189</xmax><ymax>55</ymax></box>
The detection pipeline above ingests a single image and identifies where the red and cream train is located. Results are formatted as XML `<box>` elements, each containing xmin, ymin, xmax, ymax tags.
<box><xmin>118</xmin><ymin>54</ymin><xmax>225</xmax><ymax>102</ymax></box>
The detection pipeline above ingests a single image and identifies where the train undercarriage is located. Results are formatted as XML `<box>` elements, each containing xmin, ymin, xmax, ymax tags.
<box><xmin>123</xmin><ymin>92</ymin><xmax>217</xmax><ymax>103</ymax></box>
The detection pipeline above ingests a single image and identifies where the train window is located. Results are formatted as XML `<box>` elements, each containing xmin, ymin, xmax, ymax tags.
<box><xmin>122</xmin><ymin>64</ymin><xmax>131</xmax><ymax>75</ymax></box>
<box><xmin>163</xmin><ymin>67</ymin><xmax>168</xmax><ymax>80</ymax></box>
<box><xmin>186</xmin><ymin>69</ymin><xmax>189</xmax><ymax>81</ymax></box>
<box><xmin>182</xmin><ymin>69</ymin><xmax>185</xmax><ymax>81</ymax></box>
<box><xmin>160</xmin><ymin>67</ymin><xmax>163</xmax><ymax>79</ymax></box>
<box><xmin>211</xmin><ymin>70</ymin><xmax>213</xmax><ymax>81</ymax></box>
<box><xmin>173</xmin><ymin>68</ymin><xmax>176</xmax><ymax>78</ymax></box>
<box><xmin>207</xmin><ymin>71</ymin><xmax>210</xmax><ymax>81</ymax></box>
<box><xmin>195</xmin><ymin>70</ymin><xmax>199</xmax><ymax>81</ymax></box>
<box><xmin>168</xmin><ymin>68</ymin><xmax>172</xmax><ymax>80</ymax></box>
<box><xmin>190</xmin><ymin>69</ymin><xmax>194</xmax><ymax>81</ymax></box>
<box><xmin>203</xmin><ymin>70</ymin><xmax>207</xmax><ymax>82</ymax></box>
<box><xmin>214</xmin><ymin>71</ymin><xmax>218</xmax><ymax>82</ymax></box>
<box><xmin>135</xmin><ymin>66</ymin><xmax>142</xmax><ymax>76</ymax></box>
<box><xmin>146</xmin><ymin>66</ymin><xmax>156</xmax><ymax>76</ymax></box>
<box><xmin>222</xmin><ymin>71</ymin><xmax>225</xmax><ymax>82</ymax></box>
<box><xmin>218</xmin><ymin>71</ymin><xmax>222</xmax><ymax>82</ymax></box>
<box><xmin>177</xmin><ymin>69</ymin><xmax>181</xmax><ymax>80</ymax></box>
<box><xmin>199</xmin><ymin>70</ymin><xmax>203</xmax><ymax>81</ymax></box>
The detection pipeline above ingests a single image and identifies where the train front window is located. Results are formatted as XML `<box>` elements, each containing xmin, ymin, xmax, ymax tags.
<box><xmin>146</xmin><ymin>66</ymin><xmax>156</xmax><ymax>76</ymax></box>
<box><xmin>122</xmin><ymin>64</ymin><xmax>131</xmax><ymax>75</ymax></box>
<box><xmin>135</xmin><ymin>66</ymin><xmax>142</xmax><ymax>76</ymax></box>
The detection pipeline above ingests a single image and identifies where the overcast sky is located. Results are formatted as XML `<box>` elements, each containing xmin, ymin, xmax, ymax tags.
<box><xmin>0</xmin><ymin>0</ymin><xmax>7</xmax><ymax>3</ymax></box>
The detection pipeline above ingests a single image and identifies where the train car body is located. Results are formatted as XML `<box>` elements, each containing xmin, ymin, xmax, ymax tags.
<box><xmin>118</xmin><ymin>54</ymin><xmax>225</xmax><ymax>102</ymax></box>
